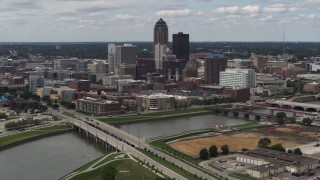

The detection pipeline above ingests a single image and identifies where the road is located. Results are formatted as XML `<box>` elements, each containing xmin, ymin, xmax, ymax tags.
<box><xmin>56</xmin><ymin>108</ymin><xmax>226</xmax><ymax>180</ymax></box>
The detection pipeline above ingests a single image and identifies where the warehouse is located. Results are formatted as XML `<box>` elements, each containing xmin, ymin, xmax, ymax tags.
<box><xmin>237</xmin><ymin>149</ymin><xmax>318</xmax><ymax>178</ymax></box>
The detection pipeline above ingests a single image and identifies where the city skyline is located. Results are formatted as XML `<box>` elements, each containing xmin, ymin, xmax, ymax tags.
<box><xmin>0</xmin><ymin>0</ymin><xmax>320</xmax><ymax>42</ymax></box>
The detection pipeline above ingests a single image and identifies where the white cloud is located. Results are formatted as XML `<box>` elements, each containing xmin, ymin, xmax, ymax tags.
<box><xmin>263</xmin><ymin>4</ymin><xmax>287</xmax><ymax>13</ymax></box>
<box><xmin>111</xmin><ymin>14</ymin><xmax>136</xmax><ymax>21</ymax></box>
<box><xmin>242</xmin><ymin>5</ymin><xmax>260</xmax><ymax>14</ymax></box>
<box><xmin>155</xmin><ymin>8</ymin><xmax>191</xmax><ymax>17</ymax></box>
<box><xmin>215</xmin><ymin>6</ymin><xmax>240</xmax><ymax>14</ymax></box>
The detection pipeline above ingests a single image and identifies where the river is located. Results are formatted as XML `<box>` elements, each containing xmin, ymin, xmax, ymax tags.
<box><xmin>0</xmin><ymin>132</ymin><xmax>106</xmax><ymax>180</ymax></box>
<box><xmin>119</xmin><ymin>114</ymin><xmax>248</xmax><ymax>139</ymax></box>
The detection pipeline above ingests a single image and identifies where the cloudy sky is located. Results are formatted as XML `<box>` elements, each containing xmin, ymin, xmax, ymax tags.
<box><xmin>1</xmin><ymin>0</ymin><xmax>320</xmax><ymax>42</ymax></box>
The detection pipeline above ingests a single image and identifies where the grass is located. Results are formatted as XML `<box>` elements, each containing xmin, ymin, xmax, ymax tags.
<box><xmin>0</xmin><ymin>125</ymin><xmax>71</xmax><ymax>148</ymax></box>
<box><xmin>98</xmin><ymin>107</ymin><xmax>209</xmax><ymax>124</ymax></box>
<box><xmin>76</xmin><ymin>155</ymin><xmax>105</xmax><ymax>172</ymax></box>
<box><xmin>92</xmin><ymin>153</ymin><xmax>119</xmax><ymax>168</ymax></box>
<box><xmin>229</xmin><ymin>172</ymin><xmax>259</xmax><ymax>180</ymax></box>
<box><xmin>70</xmin><ymin>159</ymin><xmax>160</xmax><ymax>180</ymax></box>
<box><xmin>209</xmin><ymin>163</ymin><xmax>223</xmax><ymax>172</ymax></box>
<box><xmin>230</xmin><ymin>122</ymin><xmax>268</xmax><ymax>131</ymax></box>
<box><xmin>137</xmin><ymin>148</ymin><xmax>210</xmax><ymax>180</ymax></box>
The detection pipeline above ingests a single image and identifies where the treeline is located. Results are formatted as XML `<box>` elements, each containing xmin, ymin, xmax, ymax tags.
<box><xmin>60</xmin><ymin>101</ymin><xmax>76</xmax><ymax>109</ymax></box>
<box><xmin>5</xmin><ymin>119</ymin><xmax>42</xmax><ymax>130</ymax></box>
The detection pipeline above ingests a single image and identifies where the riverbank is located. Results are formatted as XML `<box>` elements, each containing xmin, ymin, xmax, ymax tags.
<box><xmin>0</xmin><ymin>125</ymin><xmax>73</xmax><ymax>151</ymax></box>
<box><xmin>98</xmin><ymin>107</ymin><xmax>211</xmax><ymax>125</ymax></box>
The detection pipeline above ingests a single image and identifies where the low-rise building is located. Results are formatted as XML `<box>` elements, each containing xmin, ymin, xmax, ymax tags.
<box><xmin>136</xmin><ymin>93</ymin><xmax>191</xmax><ymax>110</ymax></box>
<box><xmin>237</xmin><ymin>149</ymin><xmax>318</xmax><ymax>179</ymax></box>
<box><xmin>303</xmin><ymin>82</ymin><xmax>320</xmax><ymax>94</ymax></box>
<box><xmin>220</xmin><ymin>68</ymin><xmax>256</xmax><ymax>88</ymax></box>
<box><xmin>10</xmin><ymin>99</ymin><xmax>40</xmax><ymax>111</ymax></box>
<box><xmin>76</xmin><ymin>97</ymin><xmax>121</xmax><ymax>115</ymax></box>
<box><xmin>68</xmin><ymin>80</ymin><xmax>90</xmax><ymax>92</ymax></box>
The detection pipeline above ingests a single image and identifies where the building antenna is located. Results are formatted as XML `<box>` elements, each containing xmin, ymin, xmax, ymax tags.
<box><xmin>282</xmin><ymin>24</ymin><xmax>286</xmax><ymax>60</ymax></box>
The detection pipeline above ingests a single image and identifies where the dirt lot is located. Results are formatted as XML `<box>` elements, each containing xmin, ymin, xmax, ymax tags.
<box><xmin>169</xmin><ymin>124</ymin><xmax>320</xmax><ymax>158</ymax></box>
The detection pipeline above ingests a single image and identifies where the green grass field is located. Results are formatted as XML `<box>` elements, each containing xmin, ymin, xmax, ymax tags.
<box><xmin>230</xmin><ymin>122</ymin><xmax>267</xmax><ymax>130</ymax></box>
<box><xmin>70</xmin><ymin>159</ymin><xmax>160</xmax><ymax>180</ymax></box>
<box><xmin>98</xmin><ymin>107</ymin><xmax>209</xmax><ymax>124</ymax></box>
<box><xmin>0</xmin><ymin>125</ymin><xmax>71</xmax><ymax>148</ymax></box>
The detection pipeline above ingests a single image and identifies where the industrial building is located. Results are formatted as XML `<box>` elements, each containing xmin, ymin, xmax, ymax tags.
<box><xmin>236</xmin><ymin>149</ymin><xmax>318</xmax><ymax>179</ymax></box>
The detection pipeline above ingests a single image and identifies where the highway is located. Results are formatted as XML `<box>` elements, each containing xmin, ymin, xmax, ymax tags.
<box><xmin>56</xmin><ymin>108</ymin><xmax>225</xmax><ymax>180</ymax></box>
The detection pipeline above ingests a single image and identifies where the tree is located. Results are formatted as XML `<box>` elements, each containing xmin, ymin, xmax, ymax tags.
<box><xmin>276</xmin><ymin>112</ymin><xmax>287</xmax><ymax>125</ymax></box>
<box><xmin>209</xmin><ymin>145</ymin><xmax>218</xmax><ymax>157</ymax></box>
<box><xmin>294</xmin><ymin>148</ymin><xmax>302</xmax><ymax>155</ymax></box>
<box><xmin>52</xmin><ymin>104</ymin><xmax>59</xmax><ymax>109</ymax></box>
<box><xmin>100</xmin><ymin>166</ymin><xmax>117</xmax><ymax>180</ymax></box>
<box><xmin>0</xmin><ymin>113</ymin><xmax>8</xmax><ymax>119</ymax></box>
<box><xmin>287</xmin><ymin>149</ymin><xmax>293</xmax><ymax>154</ymax></box>
<box><xmin>221</xmin><ymin>144</ymin><xmax>229</xmax><ymax>155</ymax></box>
<box><xmin>242</xmin><ymin>148</ymin><xmax>249</xmax><ymax>152</ymax></box>
<box><xmin>199</xmin><ymin>148</ymin><xmax>209</xmax><ymax>159</ymax></box>
<box><xmin>270</xmin><ymin>143</ymin><xmax>286</xmax><ymax>152</ymax></box>
<box><xmin>258</xmin><ymin>138</ymin><xmax>272</xmax><ymax>148</ymax></box>
<box><xmin>302</xmin><ymin>118</ymin><xmax>313</xmax><ymax>126</ymax></box>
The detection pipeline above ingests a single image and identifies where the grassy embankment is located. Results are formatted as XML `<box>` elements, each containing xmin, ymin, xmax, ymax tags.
<box><xmin>68</xmin><ymin>153</ymin><xmax>160</xmax><ymax>180</ymax></box>
<box><xmin>0</xmin><ymin>124</ymin><xmax>71</xmax><ymax>148</ymax></box>
<box><xmin>98</xmin><ymin>107</ymin><xmax>210</xmax><ymax>124</ymax></box>
<box><xmin>229</xmin><ymin>172</ymin><xmax>259</xmax><ymax>180</ymax></box>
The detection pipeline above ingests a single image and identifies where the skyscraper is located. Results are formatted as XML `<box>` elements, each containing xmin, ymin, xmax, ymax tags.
<box><xmin>154</xmin><ymin>18</ymin><xmax>168</xmax><ymax>70</ymax></box>
<box><xmin>172</xmin><ymin>32</ymin><xmax>189</xmax><ymax>61</ymax></box>
<box><xmin>204</xmin><ymin>54</ymin><xmax>227</xmax><ymax>84</ymax></box>
<box><xmin>108</xmin><ymin>43</ymin><xmax>116</xmax><ymax>74</ymax></box>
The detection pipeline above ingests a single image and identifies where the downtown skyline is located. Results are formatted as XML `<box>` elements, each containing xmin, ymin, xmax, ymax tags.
<box><xmin>1</xmin><ymin>0</ymin><xmax>320</xmax><ymax>42</ymax></box>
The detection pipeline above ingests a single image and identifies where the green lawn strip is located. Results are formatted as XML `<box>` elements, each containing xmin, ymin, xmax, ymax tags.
<box><xmin>229</xmin><ymin>172</ymin><xmax>259</xmax><ymax>180</ymax></box>
<box><xmin>230</xmin><ymin>122</ymin><xmax>269</xmax><ymax>131</ymax></box>
<box><xmin>75</xmin><ymin>155</ymin><xmax>105</xmax><ymax>172</ymax></box>
<box><xmin>137</xmin><ymin>148</ymin><xmax>211</xmax><ymax>180</ymax></box>
<box><xmin>70</xmin><ymin>159</ymin><xmax>159</xmax><ymax>180</ymax></box>
<box><xmin>98</xmin><ymin>107</ymin><xmax>209</xmax><ymax>124</ymax></box>
<box><xmin>92</xmin><ymin>153</ymin><xmax>120</xmax><ymax>168</ymax></box>
<box><xmin>34</xmin><ymin>125</ymin><xmax>71</xmax><ymax>131</ymax></box>
<box><xmin>149</xmin><ymin>128</ymin><xmax>216</xmax><ymax>142</ymax></box>
<box><xmin>0</xmin><ymin>125</ymin><xmax>70</xmax><ymax>147</ymax></box>
<box><xmin>208</xmin><ymin>163</ymin><xmax>223</xmax><ymax>172</ymax></box>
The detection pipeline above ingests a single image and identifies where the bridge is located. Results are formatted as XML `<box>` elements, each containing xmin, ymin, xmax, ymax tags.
<box><xmin>55</xmin><ymin>109</ymin><xmax>230</xmax><ymax>180</ymax></box>
<box><xmin>267</xmin><ymin>100</ymin><xmax>320</xmax><ymax>112</ymax></box>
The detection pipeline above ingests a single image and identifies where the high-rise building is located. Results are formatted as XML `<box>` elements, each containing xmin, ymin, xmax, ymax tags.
<box><xmin>172</xmin><ymin>32</ymin><xmax>189</xmax><ymax>61</ymax></box>
<box><xmin>54</xmin><ymin>58</ymin><xmax>88</xmax><ymax>71</ymax></box>
<box><xmin>28</xmin><ymin>71</ymin><xmax>45</xmax><ymax>93</ymax></box>
<box><xmin>68</xmin><ymin>80</ymin><xmax>90</xmax><ymax>92</ymax></box>
<box><xmin>108</xmin><ymin>44</ymin><xmax>137</xmax><ymax>76</ymax></box>
<box><xmin>88</xmin><ymin>62</ymin><xmax>108</xmax><ymax>74</ymax></box>
<box><xmin>108</xmin><ymin>43</ymin><xmax>116</xmax><ymax>74</ymax></box>
<box><xmin>204</xmin><ymin>54</ymin><xmax>227</xmax><ymax>84</ymax></box>
<box><xmin>219</xmin><ymin>68</ymin><xmax>256</xmax><ymax>88</ymax></box>
<box><xmin>154</xmin><ymin>18</ymin><xmax>168</xmax><ymax>70</ymax></box>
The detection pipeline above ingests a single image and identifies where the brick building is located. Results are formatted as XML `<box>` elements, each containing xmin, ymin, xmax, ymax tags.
<box><xmin>68</xmin><ymin>80</ymin><xmax>90</xmax><ymax>92</ymax></box>
<box><xmin>204</xmin><ymin>54</ymin><xmax>227</xmax><ymax>85</ymax></box>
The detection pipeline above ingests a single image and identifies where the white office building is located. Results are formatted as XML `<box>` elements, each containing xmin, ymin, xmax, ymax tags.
<box><xmin>219</xmin><ymin>68</ymin><xmax>256</xmax><ymax>88</ymax></box>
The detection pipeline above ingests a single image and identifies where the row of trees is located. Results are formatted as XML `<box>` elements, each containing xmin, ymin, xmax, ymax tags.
<box><xmin>5</xmin><ymin>119</ymin><xmax>42</xmax><ymax>130</ymax></box>
<box><xmin>276</xmin><ymin>112</ymin><xmax>313</xmax><ymax>126</ymax></box>
<box><xmin>199</xmin><ymin>144</ymin><xmax>229</xmax><ymax>160</ymax></box>
<box><xmin>60</xmin><ymin>101</ymin><xmax>76</xmax><ymax>109</ymax></box>
<box><xmin>0</xmin><ymin>113</ymin><xmax>8</xmax><ymax>119</ymax></box>
<box><xmin>258</xmin><ymin>137</ymin><xmax>302</xmax><ymax>155</ymax></box>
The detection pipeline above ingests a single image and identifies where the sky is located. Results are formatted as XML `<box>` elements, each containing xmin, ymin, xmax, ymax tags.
<box><xmin>0</xmin><ymin>0</ymin><xmax>320</xmax><ymax>42</ymax></box>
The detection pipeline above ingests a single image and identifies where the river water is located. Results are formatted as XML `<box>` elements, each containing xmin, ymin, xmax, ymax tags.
<box><xmin>119</xmin><ymin>114</ymin><xmax>248</xmax><ymax>139</ymax></box>
<box><xmin>0</xmin><ymin>132</ymin><xmax>106</xmax><ymax>180</ymax></box>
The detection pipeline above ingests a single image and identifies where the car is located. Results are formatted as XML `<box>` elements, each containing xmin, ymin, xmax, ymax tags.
<box><xmin>240</xmin><ymin>164</ymin><xmax>245</xmax><ymax>166</ymax></box>
<box><xmin>220</xmin><ymin>166</ymin><xmax>226</xmax><ymax>169</ymax></box>
<box><xmin>291</xmin><ymin>172</ymin><xmax>301</xmax><ymax>177</ymax></box>
<box><xmin>215</xmin><ymin>161</ymin><xmax>220</xmax><ymax>164</ymax></box>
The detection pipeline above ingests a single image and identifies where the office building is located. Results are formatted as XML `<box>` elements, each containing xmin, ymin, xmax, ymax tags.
<box><xmin>108</xmin><ymin>43</ymin><xmax>116</xmax><ymax>74</ymax></box>
<box><xmin>204</xmin><ymin>54</ymin><xmax>227</xmax><ymax>84</ymax></box>
<box><xmin>28</xmin><ymin>71</ymin><xmax>45</xmax><ymax>93</ymax></box>
<box><xmin>68</xmin><ymin>80</ymin><xmax>90</xmax><ymax>92</ymax></box>
<box><xmin>54</xmin><ymin>58</ymin><xmax>88</xmax><ymax>71</ymax></box>
<box><xmin>253</xmin><ymin>55</ymin><xmax>269</xmax><ymax>72</ymax></box>
<box><xmin>88</xmin><ymin>62</ymin><xmax>108</xmax><ymax>74</ymax></box>
<box><xmin>172</xmin><ymin>32</ymin><xmax>189</xmax><ymax>61</ymax></box>
<box><xmin>220</xmin><ymin>68</ymin><xmax>256</xmax><ymax>88</ymax></box>
<box><xmin>154</xmin><ymin>18</ymin><xmax>168</xmax><ymax>70</ymax></box>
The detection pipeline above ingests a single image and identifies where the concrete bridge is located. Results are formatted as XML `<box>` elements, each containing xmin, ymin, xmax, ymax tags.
<box><xmin>206</xmin><ymin>106</ymin><xmax>276</xmax><ymax>121</ymax></box>
<box><xmin>267</xmin><ymin>100</ymin><xmax>320</xmax><ymax>112</ymax></box>
<box><xmin>56</xmin><ymin>110</ymin><xmax>228</xmax><ymax>180</ymax></box>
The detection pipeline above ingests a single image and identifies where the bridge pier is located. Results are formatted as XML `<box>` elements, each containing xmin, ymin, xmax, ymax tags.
<box><xmin>249</xmin><ymin>114</ymin><xmax>256</xmax><ymax>121</ymax></box>
<box><xmin>238</xmin><ymin>112</ymin><xmax>245</xmax><ymax>118</ymax></box>
<box><xmin>228</xmin><ymin>111</ymin><xmax>233</xmax><ymax>117</ymax></box>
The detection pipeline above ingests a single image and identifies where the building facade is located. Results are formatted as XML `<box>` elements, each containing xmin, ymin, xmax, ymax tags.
<box><xmin>28</xmin><ymin>71</ymin><xmax>45</xmax><ymax>93</ymax></box>
<box><xmin>76</xmin><ymin>97</ymin><xmax>121</xmax><ymax>115</ymax></box>
<box><xmin>172</xmin><ymin>32</ymin><xmax>189</xmax><ymax>61</ymax></box>
<box><xmin>154</xmin><ymin>18</ymin><xmax>168</xmax><ymax>70</ymax></box>
<box><xmin>68</xmin><ymin>80</ymin><xmax>90</xmax><ymax>92</ymax></box>
<box><xmin>108</xmin><ymin>43</ymin><xmax>117</xmax><ymax>74</ymax></box>
<box><xmin>219</xmin><ymin>68</ymin><xmax>256</xmax><ymax>88</ymax></box>
<box><xmin>204</xmin><ymin>54</ymin><xmax>227</xmax><ymax>85</ymax></box>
